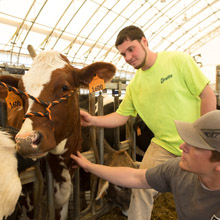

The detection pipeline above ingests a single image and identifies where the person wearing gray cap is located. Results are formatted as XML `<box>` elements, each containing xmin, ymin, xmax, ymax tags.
<box><xmin>71</xmin><ymin>110</ymin><xmax>220</xmax><ymax>220</ymax></box>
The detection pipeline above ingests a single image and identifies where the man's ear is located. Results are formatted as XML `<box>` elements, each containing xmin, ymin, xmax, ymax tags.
<box><xmin>141</xmin><ymin>37</ymin><xmax>148</xmax><ymax>47</ymax></box>
<box><xmin>215</xmin><ymin>162</ymin><xmax>220</xmax><ymax>171</ymax></box>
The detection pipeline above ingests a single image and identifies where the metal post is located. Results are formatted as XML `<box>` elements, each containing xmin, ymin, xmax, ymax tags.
<box><xmin>97</xmin><ymin>92</ymin><xmax>104</xmax><ymax>164</ymax></box>
<box><xmin>126</xmin><ymin>116</ymin><xmax>136</xmax><ymax>161</ymax></box>
<box><xmin>89</xmin><ymin>92</ymin><xmax>99</xmax><ymax>214</ymax></box>
<box><xmin>112</xmin><ymin>81</ymin><xmax>122</xmax><ymax>150</ymax></box>
<box><xmin>131</xmin><ymin>117</ymin><xmax>137</xmax><ymax>161</ymax></box>
<box><xmin>46</xmin><ymin>159</ymin><xmax>55</xmax><ymax>220</ymax></box>
<box><xmin>113</xmin><ymin>91</ymin><xmax>120</xmax><ymax>150</ymax></box>
<box><xmin>0</xmin><ymin>102</ymin><xmax>7</xmax><ymax>127</ymax></box>
<box><xmin>73</xmin><ymin>168</ymin><xmax>80</xmax><ymax>220</ymax></box>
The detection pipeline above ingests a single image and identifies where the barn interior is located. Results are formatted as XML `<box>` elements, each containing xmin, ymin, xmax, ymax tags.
<box><xmin>0</xmin><ymin>0</ymin><xmax>220</xmax><ymax>219</ymax></box>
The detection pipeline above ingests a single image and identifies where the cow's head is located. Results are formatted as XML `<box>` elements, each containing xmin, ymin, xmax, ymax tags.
<box><xmin>0</xmin><ymin>75</ymin><xmax>24</xmax><ymax>130</ymax></box>
<box><xmin>13</xmin><ymin>50</ymin><xmax>116</xmax><ymax>159</ymax></box>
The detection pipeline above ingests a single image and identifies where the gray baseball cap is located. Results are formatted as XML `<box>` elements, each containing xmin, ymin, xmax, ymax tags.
<box><xmin>174</xmin><ymin>110</ymin><xmax>220</xmax><ymax>152</ymax></box>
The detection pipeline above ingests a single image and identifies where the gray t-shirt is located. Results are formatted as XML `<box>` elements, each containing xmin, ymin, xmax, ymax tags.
<box><xmin>146</xmin><ymin>158</ymin><xmax>220</xmax><ymax>220</ymax></box>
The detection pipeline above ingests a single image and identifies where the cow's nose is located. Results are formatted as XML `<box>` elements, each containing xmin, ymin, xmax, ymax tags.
<box><xmin>15</xmin><ymin>131</ymin><xmax>42</xmax><ymax>156</ymax></box>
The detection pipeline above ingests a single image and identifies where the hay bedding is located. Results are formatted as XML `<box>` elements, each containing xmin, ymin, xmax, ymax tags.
<box><xmin>98</xmin><ymin>192</ymin><xmax>177</xmax><ymax>220</ymax></box>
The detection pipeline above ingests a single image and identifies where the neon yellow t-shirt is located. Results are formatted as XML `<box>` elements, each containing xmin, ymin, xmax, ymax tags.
<box><xmin>116</xmin><ymin>51</ymin><xmax>209</xmax><ymax>156</ymax></box>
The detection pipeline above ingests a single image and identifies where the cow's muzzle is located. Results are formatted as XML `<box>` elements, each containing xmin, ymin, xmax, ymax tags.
<box><xmin>15</xmin><ymin>131</ymin><xmax>47</xmax><ymax>158</ymax></box>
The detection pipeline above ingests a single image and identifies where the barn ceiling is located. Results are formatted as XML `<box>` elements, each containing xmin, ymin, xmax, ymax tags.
<box><xmin>0</xmin><ymin>0</ymin><xmax>220</xmax><ymax>79</ymax></box>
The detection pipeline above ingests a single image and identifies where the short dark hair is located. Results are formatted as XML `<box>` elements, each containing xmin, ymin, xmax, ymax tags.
<box><xmin>115</xmin><ymin>25</ymin><xmax>146</xmax><ymax>48</ymax></box>
<box><xmin>210</xmin><ymin>150</ymin><xmax>220</xmax><ymax>162</ymax></box>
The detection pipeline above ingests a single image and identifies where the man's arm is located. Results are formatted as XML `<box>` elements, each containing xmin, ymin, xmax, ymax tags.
<box><xmin>200</xmin><ymin>84</ymin><xmax>216</xmax><ymax>115</ymax></box>
<box><xmin>71</xmin><ymin>151</ymin><xmax>151</xmax><ymax>189</ymax></box>
<box><xmin>80</xmin><ymin>110</ymin><xmax>129</xmax><ymax>128</ymax></box>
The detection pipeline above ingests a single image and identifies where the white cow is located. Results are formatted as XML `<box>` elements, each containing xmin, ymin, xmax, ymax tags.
<box><xmin>0</xmin><ymin>130</ymin><xmax>21</xmax><ymax>219</ymax></box>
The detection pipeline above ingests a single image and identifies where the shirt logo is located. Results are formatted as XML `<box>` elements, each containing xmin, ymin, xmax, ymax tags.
<box><xmin>211</xmin><ymin>215</ymin><xmax>220</xmax><ymax>220</ymax></box>
<box><xmin>202</xmin><ymin>129</ymin><xmax>220</xmax><ymax>138</ymax></box>
<box><xmin>161</xmin><ymin>74</ymin><xmax>173</xmax><ymax>84</ymax></box>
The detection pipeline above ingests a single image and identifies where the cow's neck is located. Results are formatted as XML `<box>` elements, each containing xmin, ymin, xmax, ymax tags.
<box><xmin>50</xmin><ymin>139</ymin><xmax>68</xmax><ymax>155</ymax></box>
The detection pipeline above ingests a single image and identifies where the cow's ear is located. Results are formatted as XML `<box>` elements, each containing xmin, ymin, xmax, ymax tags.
<box><xmin>0</xmin><ymin>75</ymin><xmax>21</xmax><ymax>101</ymax></box>
<box><xmin>0</xmin><ymin>87</ymin><xmax>8</xmax><ymax>101</ymax></box>
<box><xmin>0</xmin><ymin>75</ymin><xmax>20</xmax><ymax>88</ymax></box>
<box><xmin>78</xmin><ymin>62</ymin><xmax>116</xmax><ymax>87</ymax></box>
<box><xmin>96</xmin><ymin>179</ymin><xmax>109</xmax><ymax>200</ymax></box>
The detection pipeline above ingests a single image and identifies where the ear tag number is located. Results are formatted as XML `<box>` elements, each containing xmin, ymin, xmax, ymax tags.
<box><xmin>5</xmin><ymin>91</ymin><xmax>22</xmax><ymax>109</ymax></box>
<box><xmin>89</xmin><ymin>75</ymin><xmax>105</xmax><ymax>93</ymax></box>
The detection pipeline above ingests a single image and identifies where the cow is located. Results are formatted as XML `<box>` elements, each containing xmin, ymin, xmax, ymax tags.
<box><xmin>0</xmin><ymin>50</ymin><xmax>116</xmax><ymax>220</ymax></box>
<box><xmin>0</xmin><ymin>130</ymin><xmax>21</xmax><ymax>219</ymax></box>
<box><xmin>0</xmin><ymin>75</ymin><xmax>24</xmax><ymax>130</ymax></box>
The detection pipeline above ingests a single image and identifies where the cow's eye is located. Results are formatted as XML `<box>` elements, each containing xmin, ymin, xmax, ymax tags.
<box><xmin>62</xmin><ymin>85</ymin><xmax>69</xmax><ymax>92</ymax></box>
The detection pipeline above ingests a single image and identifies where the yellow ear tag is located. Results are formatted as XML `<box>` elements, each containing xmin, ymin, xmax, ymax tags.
<box><xmin>137</xmin><ymin>125</ymin><xmax>142</xmax><ymax>136</ymax></box>
<box><xmin>89</xmin><ymin>75</ymin><xmax>105</xmax><ymax>93</ymax></box>
<box><xmin>5</xmin><ymin>91</ymin><xmax>23</xmax><ymax>109</ymax></box>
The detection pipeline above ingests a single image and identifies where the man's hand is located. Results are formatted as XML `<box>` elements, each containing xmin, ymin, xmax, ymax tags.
<box><xmin>80</xmin><ymin>109</ymin><xmax>94</xmax><ymax>127</ymax></box>
<box><xmin>70</xmin><ymin>151</ymin><xmax>92</xmax><ymax>172</ymax></box>
<box><xmin>80</xmin><ymin>110</ymin><xmax>129</xmax><ymax>128</ymax></box>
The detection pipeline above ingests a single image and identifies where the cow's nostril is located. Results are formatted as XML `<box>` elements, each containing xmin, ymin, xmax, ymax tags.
<box><xmin>32</xmin><ymin>132</ymin><xmax>42</xmax><ymax>145</ymax></box>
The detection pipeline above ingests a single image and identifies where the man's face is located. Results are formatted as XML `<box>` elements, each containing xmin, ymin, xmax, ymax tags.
<box><xmin>117</xmin><ymin>38</ymin><xmax>147</xmax><ymax>70</ymax></box>
<box><xmin>179</xmin><ymin>142</ymin><xmax>215</xmax><ymax>174</ymax></box>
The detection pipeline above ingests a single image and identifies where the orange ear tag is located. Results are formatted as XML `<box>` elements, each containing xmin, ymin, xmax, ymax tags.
<box><xmin>5</xmin><ymin>91</ymin><xmax>23</xmax><ymax>109</ymax></box>
<box><xmin>89</xmin><ymin>75</ymin><xmax>105</xmax><ymax>93</ymax></box>
<box><xmin>137</xmin><ymin>125</ymin><xmax>142</xmax><ymax>136</ymax></box>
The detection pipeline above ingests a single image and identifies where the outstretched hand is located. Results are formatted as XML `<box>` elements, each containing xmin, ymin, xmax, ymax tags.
<box><xmin>80</xmin><ymin>109</ymin><xmax>94</xmax><ymax>127</ymax></box>
<box><xmin>70</xmin><ymin>151</ymin><xmax>92</xmax><ymax>172</ymax></box>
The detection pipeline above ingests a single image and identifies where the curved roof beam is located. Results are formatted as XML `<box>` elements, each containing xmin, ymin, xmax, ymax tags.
<box><xmin>164</xmin><ymin>7</ymin><xmax>220</xmax><ymax>52</ymax></box>
<box><xmin>51</xmin><ymin>0</ymin><xmax>87</xmax><ymax>50</ymax></box>
<box><xmin>8</xmin><ymin>0</ymin><xmax>37</xmax><ymax>63</ymax></box>
<box><xmin>153</xmin><ymin>0</ymin><xmax>219</xmax><ymax>51</ymax></box>
<box><xmin>16</xmin><ymin>0</ymin><xmax>48</xmax><ymax>64</ymax></box>
<box><xmin>81</xmin><ymin>0</ymin><xmax>134</xmax><ymax>65</ymax></box>
<box><xmin>39</xmin><ymin>0</ymin><xmax>74</xmax><ymax>50</ymax></box>
<box><xmin>63</xmin><ymin>0</ymin><xmax>107</xmax><ymax>61</ymax></box>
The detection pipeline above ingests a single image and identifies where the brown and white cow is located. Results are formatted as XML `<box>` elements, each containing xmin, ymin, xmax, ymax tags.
<box><xmin>0</xmin><ymin>50</ymin><xmax>116</xmax><ymax>219</ymax></box>
<box><xmin>0</xmin><ymin>75</ymin><xmax>24</xmax><ymax>130</ymax></box>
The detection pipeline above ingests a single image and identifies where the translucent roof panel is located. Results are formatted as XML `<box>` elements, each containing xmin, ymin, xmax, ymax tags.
<box><xmin>0</xmin><ymin>0</ymin><xmax>219</xmax><ymax>80</ymax></box>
